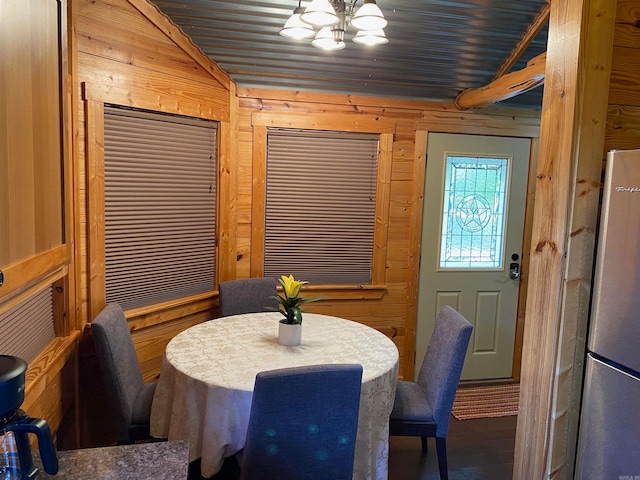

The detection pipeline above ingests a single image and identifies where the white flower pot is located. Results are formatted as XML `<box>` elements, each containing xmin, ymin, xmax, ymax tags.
<box><xmin>278</xmin><ymin>321</ymin><xmax>302</xmax><ymax>347</ymax></box>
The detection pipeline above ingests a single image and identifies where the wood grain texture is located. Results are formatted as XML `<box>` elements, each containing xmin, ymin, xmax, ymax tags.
<box><xmin>80</xmin><ymin>67</ymin><xmax>230</xmax><ymax>121</ymax></box>
<box><xmin>605</xmin><ymin>104</ymin><xmax>640</xmax><ymax>150</ymax></box>
<box><xmin>609</xmin><ymin>45</ymin><xmax>640</xmax><ymax>106</ymax></box>
<box><xmin>372</xmin><ymin>132</ymin><xmax>393</xmax><ymax>286</ymax></box>
<box><xmin>512</xmin><ymin>137</ymin><xmax>540</xmax><ymax>383</ymax></box>
<box><xmin>418</xmin><ymin>110</ymin><xmax>541</xmax><ymax>137</ymax></box>
<box><xmin>614</xmin><ymin>0</ymin><xmax>640</xmax><ymax>48</ymax></box>
<box><xmin>22</xmin><ymin>333</ymin><xmax>80</xmax><ymax>441</ymax></box>
<box><xmin>84</xmin><ymin>100</ymin><xmax>107</xmax><ymax>321</ymax></box>
<box><xmin>131</xmin><ymin>312</ymin><xmax>207</xmax><ymax>382</ymax></box>
<box><xmin>514</xmin><ymin>0</ymin><xmax>584</xmax><ymax>475</ymax></box>
<box><xmin>0</xmin><ymin>0</ymin><xmax>65</xmax><ymax>295</ymax></box>
<box><xmin>404</xmin><ymin>130</ymin><xmax>427</xmax><ymax>379</ymax></box>
<box><xmin>127</xmin><ymin>0</ymin><xmax>233</xmax><ymax>90</ymax></box>
<box><xmin>548</xmin><ymin>1</ymin><xmax>616</xmax><ymax>476</ymax></box>
<box><xmin>1</xmin><ymin>0</ymin><xmax>78</xmax><ymax>450</ymax></box>
<box><xmin>77</xmin><ymin>0</ymin><xmax>231</xmax><ymax>330</ymax></box>
<box><xmin>514</xmin><ymin>0</ymin><xmax>615</xmax><ymax>478</ymax></box>
<box><xmin>494</xmin><ymin>3</ymin><xmax>551</xmax><ymax>80</ymax></box>
<box><xmin>217</xmin><ymin>83</ymin><xmax>239</xmax><ymax>283</ymax></box>
<box><xmin>456</xmin><ymin>53</ymin><xmax>546</xmax><ymax>110</ymax></box>
<box><xmin>237</xmin><ymin>87</ymin><xmax>459</xmax><ymax>112</ymax></box>
<box><xmin>0</xmin><ymin>246</ymin><xmax>68</xmax><ymax>307</ymax></box>
<box><xmin>249</xmin><ymin>125</ymin><xmax>268</xmax><ymax>278</ymax></box>
<box><xmin>239</xmin><ymin>100</ymin><xmax>539</xmax><ymax>381</ymax></box>
<box><xmin>73</xmin><ymin>0</ymin><xmax>543</xmax><ymax>395</ymax></box>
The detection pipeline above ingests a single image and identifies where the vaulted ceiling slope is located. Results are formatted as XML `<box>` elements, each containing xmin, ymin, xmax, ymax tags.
<box><xmin>148</xmin><ymin>0</ymin><xmax>548</xmax><ymax>109</ymax></box>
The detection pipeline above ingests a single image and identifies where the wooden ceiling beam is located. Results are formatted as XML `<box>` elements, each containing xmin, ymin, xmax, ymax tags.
<box><xmin>494</xmin><ymin>2</ymin><xmax>551</xmax><ymax>80</ymax></box>
<box><xmin>454</xmin><ymin>2</ymin><xmax>550</xmax><ymax>110</ymax></box>
<box><xmin>455</xmin><ymin>52</ymin><xmax>546</xmax><ymax>110</ymax></box>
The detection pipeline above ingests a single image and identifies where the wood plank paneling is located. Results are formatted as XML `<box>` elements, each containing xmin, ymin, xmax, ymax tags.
<box><xmin>609</xmin><ymin>45</ymin><xmax>640</xmax><ymax>106</ymax></box>
<box><xmin>614</xmin><ymin>0</ymin><xmax>640</xmax><ymax>48</ymax></box>
<box><xmin>75</xmin><ymin>0</ymin><xmax>232</xmax><ymax>445</ymax></box>
<box><xmin>79</xmin><ymin>61</ymin><xmax>230</xmax><ymax>121</ymax></box>
<box><xmin>127</xmin><ymin>0</ymin><xmax>232</xmax><ymax>90</ymax></box>
<box><xmin>514</xmin><ymin>0</ymin><xmax>616</xmax><ymax>478</ymax></box>
<box><xmin>605</xmin><ymin>105</ymin><xmax>640</xmax><ymax>150</ymax></box>
<box><xmin>77</xmin><ymin>8</ymin><xmax>219</xmax><ymax>86</ymax></box>
<box><xmin>238</xmin><ymin>98</ymin><xmax>539</xmax><ymax>380</ymax></box>
<box><xmin>607</xmin><ymin>0</ymin><xmax>640</xmax><ymax>151</ymax></box>
<box><xmin>0</xmin><ymin>0</ymin><xmax>64</xmax><ymax>289</ymax></box>
<box><xmin>132</xmin><ymin>312</ymin><xmax>207</xmax><ymax>382</ymax></box>
<box><xmin>73</xmin><ymin>0</ymin><xmax>540</xmax><ymax>446</ymax></box>
<box><xmin>76</xmin><ymin>0</ymin><xmax>231</xmax><ymax>335</ymax></box>
<box><xmin>22</xmin><ymin>334</ymin><xmax>80</xmax><ymax>447</ymax></box>
<box><xmin>2</xmin><ymin>0</ymin><xmax>77</xmax><ymax>449</ymax></box>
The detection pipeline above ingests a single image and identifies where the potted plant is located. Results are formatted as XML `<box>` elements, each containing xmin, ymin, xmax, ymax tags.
<box><xmin>273</xmin><ymin>275</ymin><xmax>322</xmax><ymax>346</ymax></box>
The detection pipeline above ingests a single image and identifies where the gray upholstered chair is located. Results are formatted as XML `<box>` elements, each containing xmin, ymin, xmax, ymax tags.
<box><xmin>218</xmin><ymin>277</ymin><xmax>279</xmax><ymax>317</ymax></box>
<box><xmin>240</xmin><ymin>364</ymin><xmax>363</xmax><ymax>480</ymax></box>
<box><xmin>91</xmin><ymin>303</ymin><xmax>158</xmax><ymax>444</ymax></box>
<box><xmin>389</xmin><ymin>305</ymin><xmax>473</xmax><ymax>480</ymax></box>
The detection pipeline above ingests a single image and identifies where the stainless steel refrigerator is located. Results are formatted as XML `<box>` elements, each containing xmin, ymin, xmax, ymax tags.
<box><xmin>575</xmin><ymin>149</ymin><xmax>640</xmax><ymax>479</ymax></box>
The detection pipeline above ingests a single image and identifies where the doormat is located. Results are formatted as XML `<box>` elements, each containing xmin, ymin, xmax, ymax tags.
<box><xmin>451</xmin><ymin>383</ymin><xmax>519</xmax><ymax>420</ymax></box>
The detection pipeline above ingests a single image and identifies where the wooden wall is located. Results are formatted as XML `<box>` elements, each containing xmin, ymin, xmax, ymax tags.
<box><xmin>9</xmin><ymin>0</ymin><xmax>637</xmax><ymax>470</ymax></box>
<box><xmin>606</xmin><ymin>0</ymin><xmax>640</xmax><ymax>152</ymax></box>
<box><xmin>1</xmin><ymin>0</ymin><xmax>79</xmax><ymax>449</ymax></box>
<box><xmin>515</xmin><ymin>1</ymin><xmax>640</xmax><ymax>478</ymax></box>
<box><xmin>72</xmin><ymin>0</ymin><xmax>540</xmax><ymax>446</ymax></box>
<box><xmin>235</xmin><ymin>95</ymin><xmax>422</xmax><ymax>372</ymax></box>
<box><xmin>74</xmin><ymin>0</ymin><xmax>232</xmax><ymax>445</ymax></box>
<box><xmin>233</xmin><ymin>94</ymin><xmax>541</xmax><ymax>380</ymax></box>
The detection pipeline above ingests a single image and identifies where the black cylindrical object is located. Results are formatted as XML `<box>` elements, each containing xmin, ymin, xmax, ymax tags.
<box><xmin>0</xmin><ymin>355</ymin><xmax>59</xmax><ymax>478</ymax></box>
<box><xmin>0</xmin><ymin>355</ymin><xmax>27</xmax><ymax>421</ymax></box>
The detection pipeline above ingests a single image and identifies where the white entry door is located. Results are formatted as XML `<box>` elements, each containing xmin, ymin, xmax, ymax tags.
<box><xmin>416</xmin><ymin>133</ymin><xmax>531</xmax><ymax>380</ymax></box>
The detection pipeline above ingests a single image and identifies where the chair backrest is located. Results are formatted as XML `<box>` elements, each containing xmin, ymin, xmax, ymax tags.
<box><xmin>91</xmin><ymin>303</ymin><xmax>145</xmax><ymax>443</ymax></box>
<box><xmin>240</xmin><ymin>364</ymin><xmax>363</xmax><ymax>480</ymax></box>
<box><xmin>218</xmin><ymin>277</ymin><xmax>279</xmax><ymax>317</ymax></box>
<box><xmin>417</xmin><ymin>305</ymin><xmax>473</xmax><ymax>437</ymax></box>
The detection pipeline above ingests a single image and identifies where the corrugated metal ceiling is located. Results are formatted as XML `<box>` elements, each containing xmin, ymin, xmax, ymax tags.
<box><xmin>148</xmin><ymin>0</ymin><xmax>548</xmax><ymax>109</ymax></box>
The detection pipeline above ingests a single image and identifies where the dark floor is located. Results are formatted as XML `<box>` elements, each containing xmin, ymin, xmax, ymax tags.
<box><xmin>388</xmin><ymin>415</ymin><xmax>517</xmax><ymax>480</ymax></box>
<box><xmin>191</xmin><ymin>415</ymin><xmax>517</xmax><ymax>480</ymax></box>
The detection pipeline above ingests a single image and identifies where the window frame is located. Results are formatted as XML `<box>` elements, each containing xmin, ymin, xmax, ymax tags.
<box><xmin>83</xmin><ymin>83</ymin><xmax>229</xmax><ymax>323</ymax></box>
<box><xmin>102</xmin><ymin>105</ymin><xmax>219</xmax><ymax>311</ymax></box>
<box><xmin>438</xmin><ymin>153</ymin><xmax>512</xmax><ymax>271</ymax></box>
<box><xmin>250</xmin><ymin>112</ymin><xmax>394</xmax><ymax>298</ymax></box>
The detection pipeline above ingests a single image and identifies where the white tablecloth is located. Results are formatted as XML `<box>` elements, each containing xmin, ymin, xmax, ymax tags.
<box><xmin>150</xmin><ymin>312</ymin><xmax>399</xmax><ymax>480</ymax></box>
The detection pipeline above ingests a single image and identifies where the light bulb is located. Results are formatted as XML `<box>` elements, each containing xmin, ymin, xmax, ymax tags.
<box><xmin>350</xmin><ymin>0</ymin><xmax>387</xmax><ymax>31</ymax></box>
<box><xmin>280</xmin><ymin>8</ymin><xmax>316</xmax><ymax>39</ymax></box>
<box><xmin>300</xmin><ymin>0</ymin><xmax>339</xmax><ymax>27</ymax></box>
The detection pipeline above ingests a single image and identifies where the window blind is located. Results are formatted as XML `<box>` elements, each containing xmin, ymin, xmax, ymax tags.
<box><xmin>0</xmin><ymin>286</ymin><xmax>55</xmax><ymax>363</ymax></box>
<box><xmin>104</xmin><ymin>107</ymin><xmax>217</xmax><ymax>310</ymax></box>
<box><xmin>264</xmin><ymin>130</ymin><xmax>378</xmax><ymax>284</ymax></box>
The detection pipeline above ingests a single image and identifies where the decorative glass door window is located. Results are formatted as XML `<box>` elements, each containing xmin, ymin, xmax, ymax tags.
<box><xmin>439</xmin><ymin>155</ymin><xmax>509</xmax><ymax>269</ymax></box>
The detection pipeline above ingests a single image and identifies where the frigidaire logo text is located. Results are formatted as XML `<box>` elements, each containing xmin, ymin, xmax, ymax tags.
<box><xmin>616</xmin><ymin>186</ymin><xmax>640</xmax><ymax>193</ymax></box>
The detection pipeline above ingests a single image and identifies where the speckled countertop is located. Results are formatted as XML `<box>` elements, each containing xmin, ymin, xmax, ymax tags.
<box><xmin>33</xmin><ymin>440</ymin><xmax>188</xmax><ymax>479</ymax></box>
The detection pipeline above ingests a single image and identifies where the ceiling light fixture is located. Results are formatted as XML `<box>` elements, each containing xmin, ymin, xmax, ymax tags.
<box><xmin>280</xmin><ymin>0</ymin><xmax>388</xmax><ymax>51</ymax></box>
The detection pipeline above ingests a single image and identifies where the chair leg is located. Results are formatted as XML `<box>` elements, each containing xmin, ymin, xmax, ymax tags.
<box><xmin>435</xmin><ymin>436</ymin><xmax>448</xmax><ymax>480</ymax></box>
<box><xmin>420</xmin><ymin>436</ymin><xmax>428</xmax><ymax>455</ymax></box>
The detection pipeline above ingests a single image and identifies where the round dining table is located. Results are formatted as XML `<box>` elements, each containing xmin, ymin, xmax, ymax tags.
<box><xmin>150</xmin><ymin>312</ymin><xmax>399</xmax><ymax>480</ymax></box>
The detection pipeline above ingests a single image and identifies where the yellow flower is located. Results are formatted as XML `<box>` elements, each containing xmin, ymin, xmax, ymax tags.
<box><xmin>272</xmin><ymin>275</ymin><xmax>322</xmax><ymax>325</ymax></box>
<box><xmin>280</xmin><ymin>274</ymin><xmax>306</xmax><ymax>299</ymax></box>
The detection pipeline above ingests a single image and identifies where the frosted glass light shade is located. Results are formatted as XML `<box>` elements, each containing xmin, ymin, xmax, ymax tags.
<box><xmin>311</xmin><ymin>27</ymin><xmax>346</xmax><ymax>50</ymax></box>
<box><xmin>352</xmin><ymin>29</ymin><xmax>388</xmax><ymax>46</ymax></box>
<box><xmin>300</xmin><ymin>0</ymin><xmax>339</xmax><ymax>27</ymax></box>
<box><xmin>280</xmin><ymin>8</ymin><xmax>315</xmax><ymax>39</ymax></box>
<box><xmin>350</xmin><ymin>0</ymin><xmax>387</xmax><ymax>31</ymax></box>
